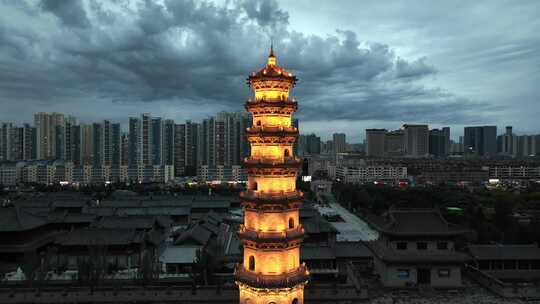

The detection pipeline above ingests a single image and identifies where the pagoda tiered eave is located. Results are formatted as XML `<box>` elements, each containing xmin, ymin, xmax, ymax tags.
<box><xmin>245</xmin><ymin>98</ymin><xmax>298</xmax><ymax>112</ymax></box>
<box><xmin>240</xmin><ymin>190</ymin><xmax>303</xmax><ymax>210</ymax></box>
<box><xmin>235</xmin><ymin>263</ymin><xmax>309</xmax><ymax>289</ymax></box>
<box><xmin>243</xmin><ymin>156</ymin><xmax>301</xmax><ymax>168</ymax></box>
<box><xmin>238</xmin><ymin>225</ymin><xmax>305</xmax><ymax>248</ymax></box>
<box><xmin>245</xmin><ymin>126</ymin><xmax>298</xmax><ymax>145</ymax></box>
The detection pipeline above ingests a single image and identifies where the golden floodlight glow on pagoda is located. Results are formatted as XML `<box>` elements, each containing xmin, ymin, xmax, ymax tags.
<box><xmin>234</xmin><ymin>45</ymin><xmax>308</xmax><ymax>304</ymax></box>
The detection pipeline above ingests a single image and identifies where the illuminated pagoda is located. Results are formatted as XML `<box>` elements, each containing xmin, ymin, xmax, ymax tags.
<box><xmin>235</xmin><ymin>45</ymin><xmax>309</xmax><ymax>304</ymax></box>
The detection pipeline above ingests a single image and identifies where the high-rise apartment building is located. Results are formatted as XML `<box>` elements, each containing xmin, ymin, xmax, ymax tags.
<box><xmin>64</xmin><ymin>121</ymin><xmax>75</xmax><ymax>163</ymax></box>
<box><xmin>184</xmin><ymin>120</ymin><xmax>199</xmax><ymax>174</ymax></box>
<box><xmin>298</xmin><ymin>133</ymin><xmax>321</xmax><ymax>157</ymax></box>
<box><xmin>0</xmin><ymin>123</ymin><xmax>13</xmax><ymax>161</ymax></box>
<box><xmin>1</xmin><ymin>123</ymin><xmax>36</xmax><ymax>161</ymax></box>
<box><xmin>333</xmin><ymin>132</ymin><xmax>346</xmax><ymax>155</ymax></box>
<box><xmin>128</xmin><ymin>117</ymin><xmax>140</xmax><ymax>166</ymax></box>
<box><xmin>498</xmin><ymin>126</ymin><xmax>517</xmax><ymax>156</ymax></box>
<box><xmin>464</xmin><ymin>126</ymin><xmax>497</xmax><ymax>157</ymax></box>
<box><xmin>69</xmin><ymin>124</ymin><xmax>82</xmax><ymax>165</ymax></box>
<box><xmin>121</xmin><ymin>133</ymin><xmax>129</xmax><ymax>166</ymax></box>
<box><xmin>442</xmin><ymin>127</ymin><xmax>451</xmax><ymax>156</ymax></box>
<box><xmin>429</xmin><ymin>129</ymin><xmax>448</xmax><ymax>157</ymax></box>
<box><xmin>163</xmin><ymin>119</ymin><xmax>175</xmax><ymax>166</ymax></box>
<box><xmin>111</xmin><ymin>123</ymin><xmax>121</xmax><ymax>166</ymax></box>
<box><xmin>34</xmin><ymin>112</ymin><xmax>76</xmax><ymax>160</ymax></box>
<box><xmin>22</xmin><ymin>124</ymin><xmax>36</xmax><ymax>161</ymax></box>
<box><xmin>384</xmin><ymin>130</ymin><xmax>405</xmax><ymax>157</ymax></box>
<box><xmin>10</xmin><ymin>127</ymin><xmax>24</xmax><ymax>161</ymax></box>
<box><xmin>34</xmin><ymin>113</ymin><xmax>51</xmax><ymax>159</ymax></box>
<box><xmin>201</xmin><ymin>117</ymin><xmax>216</xmax><ymax>166</ymax></box>
<box><xmin>366</xmin><ymin>129</ymin><xmax>386</xmax><ymax>157</ymax></box>
<box><xmin>141</xmin><ymin>113</ymin><xmax>153</xmax><ymax>166</ymax></box>
<box><xmin>152</xmin><ymin>117</ymin><xmax>163</xmax><ymax>165</ymax></box>
<box><xmin>81</xmin><ymin>124</ymin><xmax>94</xmax><ymax>165</ymax></box>
<box><xmin>173</xmin><ymin>123</ymin><xmax>186</xmax><ymax>176</ymax></box>
<box><xmin>127</xmin><ymin>114</ymin><xmax>154</xmax><ymax>166</ymax></box>
<box><xmin>403</xmin><ymin>124</ymin><xmax>429</xmax><ymax>157</ymax></box>
<box><xmin>92</xmin><ymin>122</ymin><xmax>104</xmax><ymax>167</ymax></box>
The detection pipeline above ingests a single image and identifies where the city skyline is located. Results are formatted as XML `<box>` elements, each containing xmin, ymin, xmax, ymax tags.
<box><xmin>1</xmin><ymin>1</ymin><xmax>539</xmax><ymax>141</ymax></box>
<box><xmin>3</xmin><ymin>109</ymin><xmax>540</xmax><ymax>143</ymax></box>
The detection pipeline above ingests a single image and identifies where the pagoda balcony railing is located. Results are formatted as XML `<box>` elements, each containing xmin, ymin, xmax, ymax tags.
<box><xmin>238</xmin><ymin>225</ymin><xmax>305</xmax><ymax>242</ymax></box>
<box><xmin>243</xmin><ymin>156</ymin><xmax>301</xmax><ymax>167</ymax></box>
<box><xmin>234</xmin><ymin>263</ymin><xmax>309</xmax><ymax>289</ymax></box>
<box><xmin>240</xmin><ymin>190</ymin><xmax>303</xmax><ymax>201</ymax></box>
<box><xmin>246</xmin><ymin>97</ymin><xmax>297</xmax><ymax>103</ymax></box>
<box><xmin>246</xmin><ymin>126</ymin><xmax>298</xmax><ymax>134</ymax></box>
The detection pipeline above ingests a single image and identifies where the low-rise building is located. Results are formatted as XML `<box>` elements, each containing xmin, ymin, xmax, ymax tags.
<box><xmin>0</xmin><ymin>162</ymin><xmax>17</xmax><ymax>186</ymax></box>
<box><xmin>489</xmin><ymin>166</ymin><xmax>540</xmax><ymax>180</ymax></box>
<box><xmin>197</xmin><ymin>165</ymin><xmax>246</xmax><ymax>182</ymax></box>
<box><xmin>466</xmin><ymin>244</ymin><xmax>540</xmax><ymax>298</ymax></box>
<box><xmin>336</xmin><ymin>166</ymin><xmax>407</xmax><ymax>184</ymax></box>
<box><xmin>5</xmin><ymin>161</ymin><xmax>175</xmax><ymax>185</ymax></box>
<box><xmin>364</xmin><ymin>208</ymin><xmax>471</xmax><ymax>288</ymax></box>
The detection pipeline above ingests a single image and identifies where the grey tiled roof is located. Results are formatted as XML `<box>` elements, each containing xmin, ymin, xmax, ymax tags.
<box><xmin>301</xmin><ymin>246</ymin><xmax>335</xmax><ymax>260</ymax></box>
<box><xmin>55</xmin><ymin>229</ymin><xmax>145</xmax><ymax>246</ymax></box>
<box><xmin>363</xmin><ymin>208</ymin><xmax>470</xmax><ymax>237</ymax></box>
<box><xmin>366</xmin><ymin>239</ymin><xmax>470</xmax><ymax>264</ymax></box>
<box><xmin>333</xmin><ymin>242</ymin><xmax>372</xmax><ymax>258</ymax></box>
<box><xmin>302</xmin><ymin>212</ymin><xmax>338</xmax><ymax>234</ymax></box>
<box><xmin>469</xmin><ymin>244</ymin><xmax>540</xmax><ymax>260</ymax></box>
<box><xmin>175</xmin><ymin>225</ymin><xmax>212</xmax><ymax>246</ymax></box>
<box><xmin>93</xmin><ymin>215</ymin><xmax>172</xmax><ymax>230</ymax></box>
<box><xmin>0</xmin><ymin>207</ymin><xmax>48</xmax><ymax>232</ymax></box>
<box><xmin>301</xmin><ymin>242</ymin><xmax>372</xmax><ymax>260</ymax></box>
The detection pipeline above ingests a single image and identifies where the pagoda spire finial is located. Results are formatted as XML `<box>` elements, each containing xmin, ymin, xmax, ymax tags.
<box><xmin>267</xmin><ymin>39</ymin><xmax>276</xmax><ymax>66</ymax></box>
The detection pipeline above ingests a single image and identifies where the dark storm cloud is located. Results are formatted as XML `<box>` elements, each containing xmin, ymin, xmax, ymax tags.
<box><xmin>40</xmin><ymin>0</ymin><xmax>91</xmax><ymax>28</ymax></box>
<box><xmin>240</xmin><ymin>0</ymin><xmax>289</xmax><ymax>29</ymax></box>
<box><xmin>0</xmin><ymin>0</ymin><xmax>497</xmax><ymax>126</ymax></box>
<box><xmin>395</xmin><ymin>57</ymin><xmax>436</xmax><ymax>79</ymax></box>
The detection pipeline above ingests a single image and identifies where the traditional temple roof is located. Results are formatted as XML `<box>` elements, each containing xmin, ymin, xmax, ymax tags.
<box><xmin>0</xmin><ymin>207</ymin><xmax>48</xmax><ymax>232</ymax></box>
<box><xmin>469</xmin><ymin>244</ymin><xmax>540</xmax><ymax>260</ymax></box>
<box><xmin>301</xmin><ymin>242</ymin><xmax>372</xmax><ymax>260</ymax></box>
<box><xmin>363</xmin><ymin>207</ymin><xmax>470</xmax><ymax>237</ymax></box>
<box><xmin>55</xmin><ymin>229</ymin><xmax>145</xmax><ymax>246</ymax></box>
<box><xmin>302</xmin><ymin>215</ymin><xmax>338</xmax><ymax>234</ymax></box>
<box><xmin>175</xmin><ymin>224</ymin><xmax>213</xmax><ymax>246</ymax></box>
<box><xmin>93</xmin><ymin>215</ymin><xmax>172</xmax><ymax>230</ymax></box>
<box><xmin>247</xmin><ymin>46</ymin><xmax>297</xmax><ymax>83</ymax></box>
<box><xmin>366</xmin><ymin>239</ymin><xmax>471</xmax><ymax>264</ymax></box>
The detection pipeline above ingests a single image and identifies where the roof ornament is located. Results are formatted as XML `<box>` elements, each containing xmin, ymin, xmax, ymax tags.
<box><xmin>269</xmin><ymin>38</ymin><xmax>275</xmax><ymax>57</ymax></box>
<box><xmin>267</xmin><ymin>38</ymin><xmax>276</xmax><ymax>66</ymax></box>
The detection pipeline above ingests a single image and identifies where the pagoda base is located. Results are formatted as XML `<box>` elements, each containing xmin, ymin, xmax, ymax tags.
<box><xmin>238</xmin><ymin>282</ymin><xmax>305</xmax><ymax>304</ymax></box>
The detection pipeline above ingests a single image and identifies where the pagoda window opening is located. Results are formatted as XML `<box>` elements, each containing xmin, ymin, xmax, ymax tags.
<box><xmin>284</xmin><ymin>149</ymin><xmax>290</xmax><ymax>157</ymax></box>
<box><xmin>252</xmin><ymin>182</ymin><xmax>258</xmax><ymax>191</ymax></box>
<box><xmin>248</xmin><ymin>256</ymin><xmax>255</xmax><ymax>271</ymax></box>
<box><xmin>257</xmin><ymin>120</ymin><xmax>261</xmax><ymax>126</ymax></box>
<box><xmin>288</xmin><ymin>217</ymin><xmax>295</xmax><ymax>229</ymax></box>
<box><xmin>292</xmin><ymin>299</ymin><xmax>299</xmax><ymax>304</ymax></box>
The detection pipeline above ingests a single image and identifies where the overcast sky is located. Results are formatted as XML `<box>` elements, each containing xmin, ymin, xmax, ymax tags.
<box><xmin>0</xmin><ymin>0</ymin><xmax>539</xmax><ymax>141</ymax></box>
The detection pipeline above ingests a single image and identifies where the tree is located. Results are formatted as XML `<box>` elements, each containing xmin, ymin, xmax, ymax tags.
<box><xmin>191</xmin><ymin>239</ymin><xmax>225</xmax><ymax>285</ymax></box>
<box><xmin>77</xmin><ymin>242</ymin><xmax>108</xmax><ymax>292</ymax></box>
<box><xmin>138</xmin><ymin>249</ymin><xmax>158</xmax><ymax>285</ymax></box>
<box><xmin>21</xmin><ymin>252</ymin><xmax>41</xmax><ymax>287</ymax></box>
